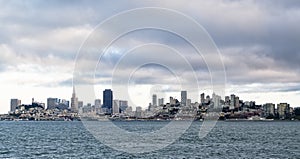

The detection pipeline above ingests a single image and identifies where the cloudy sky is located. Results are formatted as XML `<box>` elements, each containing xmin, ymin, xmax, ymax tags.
<box><xmin>1</xmin><ymin>0</ymin><xmax>300</xmax><ymax>113</ymax></box>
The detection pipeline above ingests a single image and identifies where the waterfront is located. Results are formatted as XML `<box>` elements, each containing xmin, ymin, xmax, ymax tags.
<box><xmin>0</xmin><ymin>121</ymin><xmax>299</xmax><ymax>158</ymax></box>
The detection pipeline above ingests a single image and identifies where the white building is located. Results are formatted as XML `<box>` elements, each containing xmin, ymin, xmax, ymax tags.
<box><xmin>71</xmin><ymin>86</ymin><xmax>78</xmax><ymax>112</ymax></box>
<box><xmin>113</xmin><ymin>100</ymin><xmax>119</xmax><ymax>114</ymax></box>
<box><xmin>212</xmin><ymin>93</ymin><xmax>221</xmax><ymax>108</ymax></box>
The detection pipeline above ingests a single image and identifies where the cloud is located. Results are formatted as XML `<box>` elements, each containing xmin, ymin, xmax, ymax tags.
<box><xmin>1</xmin><ymin>0</ymin><xmax>300</xmax><ymax>113</ymax></box>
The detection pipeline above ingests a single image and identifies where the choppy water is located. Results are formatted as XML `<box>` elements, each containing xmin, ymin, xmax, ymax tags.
<box><xmin>0</xmin><ymin>121</ymin><xmax>299</xmax><ymax>158</ymax></box>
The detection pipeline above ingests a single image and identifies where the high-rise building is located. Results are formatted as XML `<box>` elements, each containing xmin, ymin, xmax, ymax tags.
<box><xmin>230</xmin><ymin>94</ymin><xmax>235</xmax><ymax>109</ymax></box>
<box><xmin>10</xmin><ymin>99</ymin><xmax>21</xmax><ymax>112</ymax></box>
<box><xmin>113</xmin><ymin>100</ymin><xmax>119</xmax><ymax>115</ymax></box>
<box><xmin>200</xmin><ymin>93</ymin><xmax>205</xmax><ymax>104</ymax></box>
<box><xmin>152</xmin><ymin>94</ymin><xmax>157</xmax><ymax>106</ymax></box>
<box><xmin>181</xmin><ymin>91</ymin><xmax>187</xmax><ymax>106</ymax></box>
<box><xmin>158</xmin><ymin>98</ymin><xmax>164</xmax><ymax>106</ymax></box>
<box><xmin>212</xmin><ymin>93</ymin><xmax>221</xmax><ymax>108</ymax></box>
<box><xmin>277</xmin><ymin>103</ymin><xmax>290</xmax><ymax>119</ymax></box>
<box><xmin>103</xmin><ymin>89</ymin><xmax>113</xmax><ymax>113</ymax></box>
<box><xmin>262</xmin><ymin>103</ymin><xmax>275</xmax><ymax>117</ymax></box>
<box><xmin>71</xmin><ymin>86</ymin><xmax>78</xmax><ymax>112</ymax></box>
<box><xmin>235</xmin><ymin>96</ymin><xmax>240</xmax><ymax>108</ymax></box>
<box><xmin>47</xmin><ymin>98</ymin><xmax>58</xmax><ymax>109</ymax></box>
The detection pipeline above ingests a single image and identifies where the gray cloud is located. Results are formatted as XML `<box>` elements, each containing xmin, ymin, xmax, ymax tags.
<box><xmin>0</xmin><ymin>0</ymin><xmax>299</xmax><ymax>95</ymax></box>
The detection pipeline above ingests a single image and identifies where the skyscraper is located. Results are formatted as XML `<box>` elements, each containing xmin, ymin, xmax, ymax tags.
<box><xmin>47</xmin><ymin>98</ymin><xmax>58</xmax><ymax>109</ymax></box>
<box><xmin>235</xmin><ymin>96</ymin><xmax>240</xmax><ymax>108</ymax></box>
<box><xmin>152</xmin><ymin>94</ymin><xmax>157</xmax><ymax>106</ymax></box>
<box><xmin>230</xmin><ymin>94</ymin><xmax>235</xmax><ymax>109</ymax></box>
<box><xmin>103</xmin><ymin>89</ymin><xmax>113</xmax><ymax>113</ymax></box>
<box><xmin>181</xmin><ymin>91</ymin><xmax>187</xmax><ymax>106</ymax></box>
<box><xmin>71</xmin><ymin>86</ymin><xmax>78</xmax><ymax>112</ymax></box>
<box><xmin>212</xmin><ymin>93</ymin><xmax>221</xmax><ymax>108</ymax></box>
<box><xmin>200</xmin><ymin>93</ymin><xmax>205</xmax><ymax>104</ymax></box>
<box><xmin>10</xmin><ymin>99</ymin><xmax>21</xmax><ymax>112</ymax></box>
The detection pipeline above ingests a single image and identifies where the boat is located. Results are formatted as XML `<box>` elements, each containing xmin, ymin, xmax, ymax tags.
<box><xmin>225</xmin><ymin>116</ymin><xmax>274</xmax><ymax>122</ymax></box>
<box><xmin>248</xmin><ymin>116</ymin><xmax>273</xmax><ymax>121</ymax></box>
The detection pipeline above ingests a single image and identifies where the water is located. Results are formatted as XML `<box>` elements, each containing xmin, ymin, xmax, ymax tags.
<box><xmin>0</xmin><ymin>121</ymin><xmax>299</xmax><ymax>158</ymax></box>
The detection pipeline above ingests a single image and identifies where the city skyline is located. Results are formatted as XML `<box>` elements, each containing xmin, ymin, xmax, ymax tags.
<box><xmin>5</xmin><ymin>87</ymin><xmax>299</xmax><ymax>122</ymax></box>
<box><xmin>1</xmin><ymin>1</ymin><xmax>300</xmax><ymax>113</ymax></box>
<box><xmin>1</xmin><ymin>85</ymin><xmax>300</xmax><ymax>114</ymax></box>
<box><xmin>5</xmin><ymin>88</ymin><xmax>298</xmax><ymax>113</ymax></box>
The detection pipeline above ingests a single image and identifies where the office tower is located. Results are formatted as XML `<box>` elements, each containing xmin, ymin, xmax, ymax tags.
<box><xmin>10</xmin><ymin>99</ymin><xmax>21</xmax><ymax>112</ymax></box>
<box><xmin>230</xmin><ymin>94</ymin><xmax>235</xmax><ymax>109</ymax></box>
<box><xmin>119</xmin><ymin>100</ymin><xmax>128</xmax><ymax>113</ymax></box>
<box><xmin>71</xmin><ymin>86</ymin><xmax>79</xmax><ymax>112</ymax></box>
<box><xmin>152</xmin><ymin>94</ymin><xmax>157</xmax><ymax>106</ymax></box>
<box><xmin>181</xmin><ymin>91</ymin><xmax>187</xmax><ymax>106</ymax></box>
<box><xmin>200</xmin><ymin>93</ymin><xmax>205</xmax><ymax>104</ymax></box>
<box><xmin>47</xmin><ymin>98</ymin><xmax>58</xmax><ymax>109</ymax></box>
<box><xmin>95</xmin><ymin>99</ymin><xmax>101</xmax><ymax>108</ymax></box>
<box><xmin>277</xmin><ymin>103</ymin><xmax>290</xmax><ymax>119</ymax></box>
<box><xmin>113</xmin><ymin>100</ymin><xmax>119</xmax><ymax>114</ymax></box>
<box><xmin>158</xmin><ymin>98</ymin><xmax>164</xmax><ymax>106</ymax></box>
<box><xmin>103</xmin><ymin>89</ymin><xmax>113</xmax><ymax>113</ymax></box>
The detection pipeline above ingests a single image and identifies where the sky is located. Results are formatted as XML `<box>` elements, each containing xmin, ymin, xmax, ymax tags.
<box><xmin>1</xmin><ymin>0</ymin><xmax>300</xmax><ymax>113</ymax></box>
